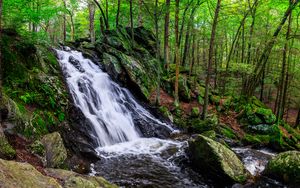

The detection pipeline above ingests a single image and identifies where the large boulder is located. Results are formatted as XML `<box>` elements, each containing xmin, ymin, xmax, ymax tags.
<box><xmin>45</xmin><ymin>168</ymin><xmax>118</xmax><ymax>188</ymax></box>
<box><xmin>41</xmin><ymin>132</ymin><xmax>67</xmax><ymax>168</ymax></box>
<box><xmin>0</xmin><ymin>159</ymin><xmax>61</xmax><ymax>188</ymax></box>
<box><xmin>189</xmin><ymin>135</ymin><xmax>250</xmax><ymax>185</ymax></box>
<box><xmin>264</xmin><ymin>151</ymin><xmax>300</xmax><ymax>185</ymax></box>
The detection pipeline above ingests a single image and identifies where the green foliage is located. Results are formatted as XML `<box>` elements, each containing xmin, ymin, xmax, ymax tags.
<box><xmin>0</xmin><ymin>137</ymin><xmax>16</xmax><ymax>159</ymax></box>
<box><xmin>220</xmin><ymin>126</ymin><xmax>237</xmax><ymax>139</ymax></box>
<box><xmin>2</xmin><ymin>33</ymin><xmax>68</xmax><ymax>138</ymax></box>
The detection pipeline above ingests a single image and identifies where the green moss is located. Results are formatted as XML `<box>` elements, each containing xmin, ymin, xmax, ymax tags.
<box><xmin>242</xmin><ymin>134</ymin><xmax>270</xmax><ymax>145</ymax></box>
<box><xmin>210</xmin><ymin>95</ymin><xmax>221</xmax><ymax>105</ymax></box>
<box><xmin>191</xmin><ymin>107</ymin><xmax>200</xmax><ymax>118</ymax></box>
<box><xmin>0</xmin><ymin>137</ymin><xmax>16</xmax><ymax>159</ymax></box>
<box><xmin>1</xmin><ymin>33</ymin><xmax>69</xmax><ymax>138</ymax></box>
<box><xmin>220</xmin><ymin>127</ymin><xmax>237</xmax><ymax>139</ymax></box>
<box><xmin>190</xmin><ymin>115</ymin><xmax>218</xmax><ymax>133</ymax></box>
<box><xmin>265</xmin><ymin>151</ymin><xmax>300</xmax><ymax>185</ymax></box>
<box><xmin>30</xmin><ymin>140</ymin><xmax>45</xmax><ymax>156</ymax></box>
<box><xmin>201</xmin><ymin>130</ymin><xmax>216</xmax><ymax>139</ymax></box>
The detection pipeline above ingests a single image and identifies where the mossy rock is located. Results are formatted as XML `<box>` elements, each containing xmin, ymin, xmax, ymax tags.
<box><xmin>191</xmin><ymin>107</ymin><xmax>200</xmax><ymax>118</ymax></box>
<box><xmin>30</xmin><ymin>140</ymin><xmax>45</xmax><ymax>156</ymax></box>
<box><xmin>242</xmin><ymin>134</ymin><xmax>271</xmax><ymax>146</ymax></box>
<box><xmin>45</xmin><ymin>168</ymin><xmax>118</xmax><ymax>188</ymax></box>
<box><xmin>210</xmin><ymin>95</ymin><xmax>221</xmax><ymax>105</ymax></box>
<box><xmin>245</xmin><ymin>124</ymin><xmax>275</xmax><ymax>135</ymax></box>
<box><xmin>41</xmin><ymin>132</ymin><xmax>67</xmax><ymax>168</ymax></box>
<box><xmin>189</xmin><ymin>135</ymin><xmax>250</xmax><ymax>184</ymax></box>
<box><xmin>264</xmin><ymin>151</ymin><xmax>300</xmax><ymax>185</ymax></box>
<box><xmin>0</xmin><ymin>159</ymin><xmax>61</xmax><ymax>188</ymax></box>
<box><xmin>0</xmin><ymin>136</ymin><xmax>16</xmax><ymax>159</ymax></box>
<box><xmin>201</xmin><ymin>130</ymin><xmax>216</xmax><ymax>140</ymax></box>
<box><xmin>220</xmin><ymin>126</ymin><xmax>237</xmax><ymax>140</ymax></box>
<box><xmin>189</xmin><ymin>115</ymin><xmax>218</xmax><ymax>133</ymax></box>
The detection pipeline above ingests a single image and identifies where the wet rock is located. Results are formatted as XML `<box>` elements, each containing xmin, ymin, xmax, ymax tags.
<box><xmin>44</xmin><ymin>168</ymin><xmax>118</xmax><ymax>188</ymax></box>
<box><xmin>69</xmin><ymin>56</ymin><xmax>85</xmax><ymax>72</ymax></box>
<box><xmin>0</xmin><ymin>159</ymin><xmax>61</xmax><ymax>188</ymax></box>
<box><xmin>62</xmin><ymin>109</ymin><xmax>100</xmax><ymax>161</ymax></box>
<box><xmin>189</xmin><ymin>135</ymin><xmax>250</xmax><ymax>185</ymax></box>
<box><xmin>264</xmin><ymin>151</ymin><xmax>300</xmax><ymax>185</ymax></box>
<box><xmin>41</xmin><ymin>132</ymin><xmax>67</xmax><ymax>168</ymax></box>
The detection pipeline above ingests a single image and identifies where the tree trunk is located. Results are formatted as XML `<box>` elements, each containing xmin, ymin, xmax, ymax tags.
<box><xmin>296</xmin><ymin>108</ymin><xmax>300</xmax><ymax>128</ymax></box>
<box><xmin>0</xmin><ymin>0</ymin><xmax>3</xmax><ymax>124</ymax></box>
<box><xmin>93</xmin><ymin>0</ymin><xmax>109</xmax><ymax>29</ymax></box>
<box><xmin>174</xmin><ymin>0</ymin><xmax>180</xmax><ymax>104</ymax></box>
<box><xmin>70</xmin><ymin>14</ymin><xmax>75</xmax><ymax>41</ymax></box>
<box><xmin>243</xmin><ymin>0</ymin><xmax>299</xmax><ymax>97</ymax></box>
<box><xmin>154</xmin><ymin>0</ymin><xmax>160</xmax><ymax>105</ymax></box>
<box><xmin>247</xmin><ymin>0</ymin><xmax>257</xmax><ymax>65</ymax></box>
<box><xmin>116</xmin><ymin>0</ymin><xmax>121</xmax><ymax>27</ymax></box>
<box><xmin>164</xmin><ymin>0</ymin><xmax>171</xmax><ymax>70</ymax></box>
<box><xmin>89</xmin><ymin>2</ymin><xmax>96</xmax><ymax>43</ymax></box>
<box><xmin>62</xmin><ymin>0</ymin><xmax>67</xmax><ymax>42</ymax></box>
<box><xmin>182</xmin><ymin>2</ymin><xmax>200</xmax><ymax>66</ymax></box>
<box><xmin>202</xmin><ymin>0</ymin><xmax>222</xmax><ymax>120</ymax></box>
<box><xmin>130</xmin><ymin>0</ymin><xmax>134</xmax><ymax>42</ymax></box>
<box><xmin>138</xmin><ymin>0</ymin><xmax>143</xmax><ymax>27</ymax></box>
<box><xmin>277</xmin><ymin>11</ymin><xmax>292</xmax><ymax>120</ymax></box>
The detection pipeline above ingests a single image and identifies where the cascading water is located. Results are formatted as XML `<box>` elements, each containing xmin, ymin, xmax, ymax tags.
<box><xmin>56</xmin><ymin>48</ymin><xmax>281</xmax><ymax>188</ymax></box>
<box><xmin>56</xmin><ymin>48</ymin><xmax>206</xmax><ymax>187</ymax></box>
<box><xmin>56</xmin><ymin>48</ymin><xmax>174</xmax><ymax>147</ymax></box>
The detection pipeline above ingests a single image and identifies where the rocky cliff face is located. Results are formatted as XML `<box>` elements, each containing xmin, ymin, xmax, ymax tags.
<box><xmin>71</xmin><ymin>27</ymin><xmax>161</xmax><ymax>101</ymax></box>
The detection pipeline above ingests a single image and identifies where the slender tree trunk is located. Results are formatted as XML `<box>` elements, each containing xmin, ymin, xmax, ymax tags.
<box><xmin>182</xmin><ymin>2</ymin><xmax>200</xmax><ymax>66</ymax></box>
<box><xmin>63</xmin><ymin>0</ymin><xmax>67</xmax><ymax>42</ymax></box>
<box><xmin>93</xmin><ymin>0</ymin><xmax>109</xmax><ymax>29</ymax></box>
<box><xmin>296</xmin><ymin>108</ymin><xmax>300</xmax><ymax>128</ymax></box>
<box><xmin>277</xmin><ymin>11</ymin><xmax>292</xmax><ymax>120</ymax></box>
<box><xmin>130</xmin><ymin>0</ymin><xmax>134</xmax><ymax>42</ymax></box>
<box><xmin>189</xmin><ymin>32</ymin><xmax>196</xmax><ymax>78</ymax></box>
<box><xmin>116</xmin><ymin>0</ymin><xmax>121</xmax><ymax>27</ymax></box>
<box><xmin>247</xmin><ymin>0</ymin><xmax>257</xmax><ymax>65</ymax></box>
<box><xmin>243</xmin><ymin>0</ymin><xmax>299</xmax><ymax>97</ymax></box>
<box><xmin>154</xmin><ymin>0</ymin><xmax>161</xmax><ymax>105</ymax></box>
<box><xmin>138</xmin><ymin>0</ymin><xmax>143</xmax><ymax>27</ymax></box>
<box><xmin>70</xmin><ymin>14</ymin><xmax>75</xmax><ymax>40</ymax></box>
<box><xmin>89</xmin><ymin>2</ymin><xmax>96</xmax><ymax>43</ymax></box>
<box><xmin>178</xmin><ymin>1</ymin><xmax>193</xmax><ymax>47</ymax></box>
<box><xmin>0</xmin><ymin>0</ymin><xmax>3</xmax><ymax>124</ymax></box>
<box><xmin>202</xmin><ymin>0</ymin><xmax>222</xmax><ymax>120</ymax></box>
<box><xmin>164</xmin><ymin>0</ymin><xmax>171</xmax><ymax>70</ymax></box>
<box><xmin>100</xmin><ymin>17</ymin><xmax>105</xmax><ymax>34</ymax></box>
<box><xmin>105</xmin><ymin>0</ymin><xmax>108</xmax><ymax>26</ymax></box>
<box><xmin>260</xmin><ymin>65</ymin><xmax>265</xmax><ymax>101</ymax></box>
<box><xmin>174</xmin><ymin>0</ymin><xmax>180</xmax><ymax>104</ymax></box>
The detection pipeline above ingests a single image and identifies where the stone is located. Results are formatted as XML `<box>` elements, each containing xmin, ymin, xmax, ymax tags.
<box><xmin>189</xmin><ymin>135</ymin><xmax>250</xmax><ymax>184</ymax></box>
<box><xmin>0</xmin><ymin>136</ymin><xmax>16</xmax><ymax>160</ymax></box>
<box><xmin>264</xmin><ymin>151</ymin><xmax>300</xmax><ymax>185</ymax></box>
<box><xmin>0</xmin><ymin>159</ymin><xmax>61</xmax><ymax>188</ymax></box>
<box><xmin>41</xmin><ymin>132</ymin><xmax>67</xmax><ymax>168</ymax></box>
<box><xmin>45</xmin><ymin>168</ymin><xmax>118</xmax><ymax>188</ymax></box>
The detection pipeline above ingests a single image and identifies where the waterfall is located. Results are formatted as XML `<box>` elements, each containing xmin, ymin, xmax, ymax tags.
<box><xmin>56</xmin><ymin>48</ymin><xmax>174</xmax><ymax>147</ymax></box>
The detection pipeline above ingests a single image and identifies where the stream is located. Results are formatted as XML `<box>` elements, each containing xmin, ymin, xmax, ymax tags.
<box><xmin>56</xmin><ymin>48</ymin><xmax>281</xmax><ymax>188</ymax></box>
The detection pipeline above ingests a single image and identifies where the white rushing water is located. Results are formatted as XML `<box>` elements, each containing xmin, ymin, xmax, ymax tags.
<box><xmin>233</xmin><ymin>147</ymin><xmax>276</xmax><ymax>176</ymax></box>
<box><xmin>56</xmin><ymin>48</ymin><xmax>175</xmax><ymax>148</ymax></box>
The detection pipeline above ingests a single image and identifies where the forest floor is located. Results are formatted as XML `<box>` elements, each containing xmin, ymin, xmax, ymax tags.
<box><xmin>6</xmin><ymin>134</ymin><xmax>45</xmax><ymax>174</ymax></box>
